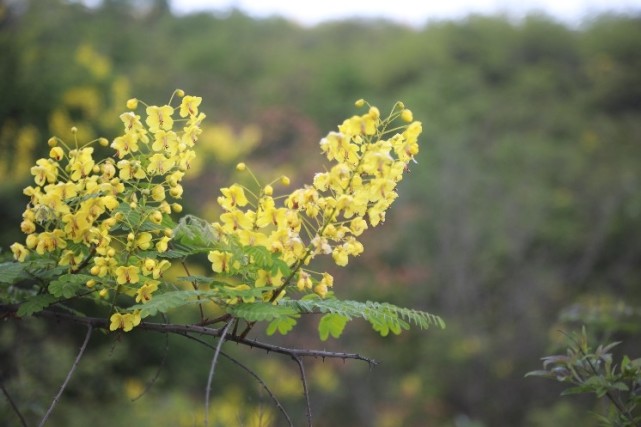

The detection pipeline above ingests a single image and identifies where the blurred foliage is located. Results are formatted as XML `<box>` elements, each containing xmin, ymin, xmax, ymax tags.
<box><xmin>527</xmin><ymin>328</ymin><xmax>641</xmax><ymax>426</ymax></box>
<box><xmin>1</xmin><ymin>0</ymin><xmax>641</xmax><ymax>425</ymax></box>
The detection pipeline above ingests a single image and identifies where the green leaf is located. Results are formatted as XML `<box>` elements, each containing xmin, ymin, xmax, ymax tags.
<box><xmin>173</xmin><ymin>214</ymin><xmax>218</xmax><ymax>250</ymax></box>
<box><xmin>266</xmin><ymin>316</ymin><xmax>298</xmax><ymax>336</ymax></box>
<box><xmin>17</xmin><ymin>294</ymin><xmax>57</xmax><ymax>316</ymax></box>
<box><xmin>318</xmin><ymin>313</ymin><xmax>349</xmax><ymax>341</ymax></box>
<box><xmin>0</xmin><ymin>261</ymin><xmax>30</xmax><ymax>285</ymax></box>
<box><xmin>561</xmin><ymin>385</ymin><xmax>593</xmax><ymax>396</ymax></box>
<box><xmin>48</xmin><ymin>274</ymin><xmax>92</xmax><ymax>298</ymax></box>
<box><xmin>228</xmin><ymin>302</ymin><xmax>298</xmax><ymax>322</ymax></box>
<box><xmin>129</xmin><ymin>290</ymin><xmax>206</xmax><ymax>317</ymax></box>
<box><xmin>281</xmin><ymin>297</ymin><xmax>444</xmax><ymax>337</ymax></box>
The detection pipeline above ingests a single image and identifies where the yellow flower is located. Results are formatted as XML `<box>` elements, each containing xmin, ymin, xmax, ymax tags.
<box><xmin>141</xmin><ymin>258</ymin><xmax>156</xmax><ymax>276</ymax></box>
<box><xmin>314</xmin><ymin>283</ymin><xmax>328</xmax><ymax>298</ymax></box>
<box><xmin>135</xmin><ymin>281</ymin><xmax>159</xmax><ymax>303</ymax></box>
<box><xmin>109</xmin><ymin>312</ymin><xmax>142</xmax><ymax>332</ymax></box>
<box><xmin>208</xmin><ymin>250</ymin><xmax>233</xmax><ymax>273</ymax></box>
<box><xmin>49</xmin><ymin>146</ymin><xmax>64</xmax><ymax>161</ymax></box>
<box><xmin>218</xmin><ymin>184</ymin><xmax>249</xmax><ymax>211</ymax></box>
<box><xmin>135</xmin><ymin>232</ymin><xmax>153</xmax><ymax>250</ymax></box>
<box><xmin>146</xmin><ymin>105</ymin><xmax>174</xmax><ymax>133</ymax></box>
<box><xmin>35</xmin><ymin>230</ymin><xmax>67</xmax><ymax>254</ymax></box>
<box><xmin>151</xmin><ymin>130</ymin><xmax>179</xmax><ymax>155</ymax></box>
<box><xmin>10</xmin><ymin>243</ymin><xmax>28</xmax><ymax>262</ymax></box>
<box><xmin>111</xmin><ymin>134</ymin><xmax>139</xmax><ymax>159</ymax></box>
<box><xmin>151</xmin><ymin>259</ymin><xmax>171</xmax><ymax>279</ymax></box>
<box><xmin>332</xmin><ymin>245</ymin><xmax>349</xmax><ymax>266</ymax></box>
<box><xmin>126</xmin><ymin>98</ymin><xmax>138</xmax><ymax>109</ymax></box>
<box><xmin>151</xmin><ymin>184</ymin><xmax>166</xmax><ymax>201</ymax></box>
<box><xmin>119</xmin><ymin>112</ymin><xmax>149</xmax><ymax>142</ymax></box>
<box><xmin>91</xmin><ymin>256</ymin><xmax>117</xmax><ymax>277</ymax></box>
<box><xmin>62</xmin><ymin>212</ymin><xmax>91</xmax><ymax>242</ymax></box>
<box><xmin>117</xmin><ymin>159</ymin><xmax>147</xmax><ymax>180</ymax></box>
<box><xmin>349</xmin><ymin>217</ymin><xmax>368</xmax><ymax>236</ymax></box>
<box><xmin>296</xmin><ymin>271</ymin><xmax>313</xmax><ymax>291</ymax></box>
<box><xmin>115</xmin><ymin>265</ymin><xmax>140</xmax><ymax>285</ymax></box>
<box><xmin>68</xmin><ymin>147</ymin><xmax>95</xmax><ymax>181</ymax></box>
<box><xmin>59</xmin><ymin>250</ymin><xmax>83</xmax><ymax>268</ymax></box>
<box><xmin>31</xmin><ymin>158</ymin><xmax>58</xmax><ymax>186</ymax></box>
<box><xmin>155</xmin><ymin>236</ymin><xmax>171</xmax><ymax>252</ymax></box>
<box><xmin>255</xmin><ymin>269</ymin><xmax>283</xmax><ymax>287</ymax></box>
<box><xmin>20</xmin><ymin>219</ymin><xmax>36</xmax><ymax>234</ymax></box>
<box><xmin>179</xmin><ymin>95</ymin><xmax>202</xmax><ymax>118</ymax></box>
<box><xmin>147</xmin><ymin>153</ymin><xmax>174</xmax><ymax>175</ymax></box>
<box><xmin>221</xmin><ymin>210</ymin><xmax>253</xmax><ymax>232</ymax></box>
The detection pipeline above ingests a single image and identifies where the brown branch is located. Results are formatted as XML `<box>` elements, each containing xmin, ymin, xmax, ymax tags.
<box><xmin>183</xmin><ymin>334</ymin><xmax>294</xmax><ymax>427</ymax></box>
<box><xmin>131</xmin><ymin>314</ymin><xmax>170</xmax><ymax>402</ymax></box>
<box><xmin>38</xmin><ymin>324</ymin><xmax>93</xmax><ymax>427</ymax></box>
<box><xmin>1</xmin><ymin>380</ymin><xmax>29</xmax><ymax>427</ymax></box>
<box><xmin>293</xmin><ymin>355</ymin><xmax>313</xmax><ymax>427</ymax></box>
<box><xmin>0</xmin><ymin>305</ymin><xmax>378</xmax><ymax>365</ymax></box>
<box><xmin>204</xmin><ymin>320</ymin><xmax>232</xmax><ymax>427</ymax></box>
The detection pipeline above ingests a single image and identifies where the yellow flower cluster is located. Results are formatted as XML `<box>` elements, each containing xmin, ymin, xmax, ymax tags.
<box><xmin>209</xmin><ymin>101</ymin><xmax>421</xmax><ymax>299</ymax></box>
<box><xmin>10</xmin><ymin>91</ymin><xmax>204</xmax><ymax>331</ymax></box>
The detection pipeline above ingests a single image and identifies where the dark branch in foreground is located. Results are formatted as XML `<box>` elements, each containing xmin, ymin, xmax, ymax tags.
<box><xmin>1</xmin><ymin>380</ymin><xmax>28</xmax><ymax>427</ymax></box>
<box><xmin>293</xmin><ymin>355</ymin><xmax>313</xmax><ymax>427</ymax></box>
<box><xmin>204</xmin><ymin>320</ymin><xmax>232</xmax><ymax>427</ymax></box>
<box><xmin>39</xmin><ymin>324</ymin><xmax>92</xmax><ymax>427</ymax></box>
<box><xmin>0</xmin><ymin>304</ymin><xmax>379</xmax><ymax>366</ymax></box>
<box><xmin>182</xmin><ymin>334</ymin><xmax>294</xmax><ymax>427</ymax></box>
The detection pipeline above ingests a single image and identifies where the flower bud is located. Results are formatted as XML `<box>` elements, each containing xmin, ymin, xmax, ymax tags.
<box><xmin>355</xmin><ymin>99</ymin><xmax>365</xmax><ymax>108</ymax></box>
<box><xmin>49</xmin><ymin>146</ymin><xmax>64</xmax><ymax>161</ymax></box>
<box><xmin>401</xmin><ymin>109</ymin><xmax>413</xmax><ymax>123</ymax></box>
<box><xmin>176</xmin><ymin>89</ymin><xmax>185</xmax><ymax>97</ymax></box>
<box><xmin>280</xmin><ymin>175</ymin><xmax>290</xmax><ymax>186</ymax></box>
<box><xmin>126</xmin><ymin>98</ymin><xmax>139</xmax><ymax>109</ymax></box>
<box><xmin>236</xmin><ymin>162</ymin><xmax>246</xmax><ymax>171</ymax></box>
<box><xmin>47</xmin><ymin>137</ymin><xmax>57</xmax><ymax>147</ymax></box>
<box><xmin>150</xmin><ymin>210</ymin><xmax>163</xmax><ymax>224</ymax></box>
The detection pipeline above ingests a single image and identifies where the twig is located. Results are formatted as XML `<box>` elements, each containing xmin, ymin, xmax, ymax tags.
<box><xmin>181</xmin><ymin>333</ymin><xmax>294</xmax><ymax>427</ymax></box>
<box><xmin>131</xmin><ymin>315</ymin><xmax>170</xmax><ymax>402</ymax></box>
<box><xmin>181</xmin><ymin>260</ymin><xmax>205</xmax><ymax>322</ymax></box>
<box><xmin>0</xmin><ymin>306</ymin><xmax>378</xmax><ymax>365</ymax></box>
<box><xmin>293</xmin><ymin>355</ymin><xmax>312</xmax><ymax>427</ymax></box>
<box><xmin>204</xmin><ymin>320</ymin><xmax>233</xmax><ymax>427</ymax></box>
<box><xmin>1</xmin><ymin>380</ymin><xmax>29</xmax><ymax>427</ymax></box>
<box><xmin>38</xmin><ymin>324</ymin><xmax>92</xmax><ymax>427</ymax></box>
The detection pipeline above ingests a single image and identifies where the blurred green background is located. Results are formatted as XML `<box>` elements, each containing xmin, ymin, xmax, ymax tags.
<box><xmin>1</xmin><ymin>0</ymin><xmax>641</xmax><ymax>426</ymax></box>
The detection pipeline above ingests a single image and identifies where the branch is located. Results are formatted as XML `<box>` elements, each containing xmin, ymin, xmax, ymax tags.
<box><xmin>182</xmin><ymin>333</ymin><xmax>294</xmax><ymax>427</ymax></box>
<box><xmin>0</xmin><ymin>305</ymin><xmax>378</xmax><ymax>365</ymax></box>
<box><xmin>131</xmin><ymin>315</ymin><xmax>170</xmax><ymax>402</ymax></box>
<box><xmin>204</xmin><ymin>320</ymin><xmax>232</xmax><ymax>427</ymax></box>
<box><xmin>38</xmin><ymin>324</ymin><xmax>92</xmax><ymax>427</ymax></box>
<box><xmin>1</xmin><ymin>380</ymin><xmax>28</xmax><ymax>427</ymax></box>
<box><xmin>293</xmin><ymin>355</ymin><xmax>312</xmax><ymax>427</ymax></box>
